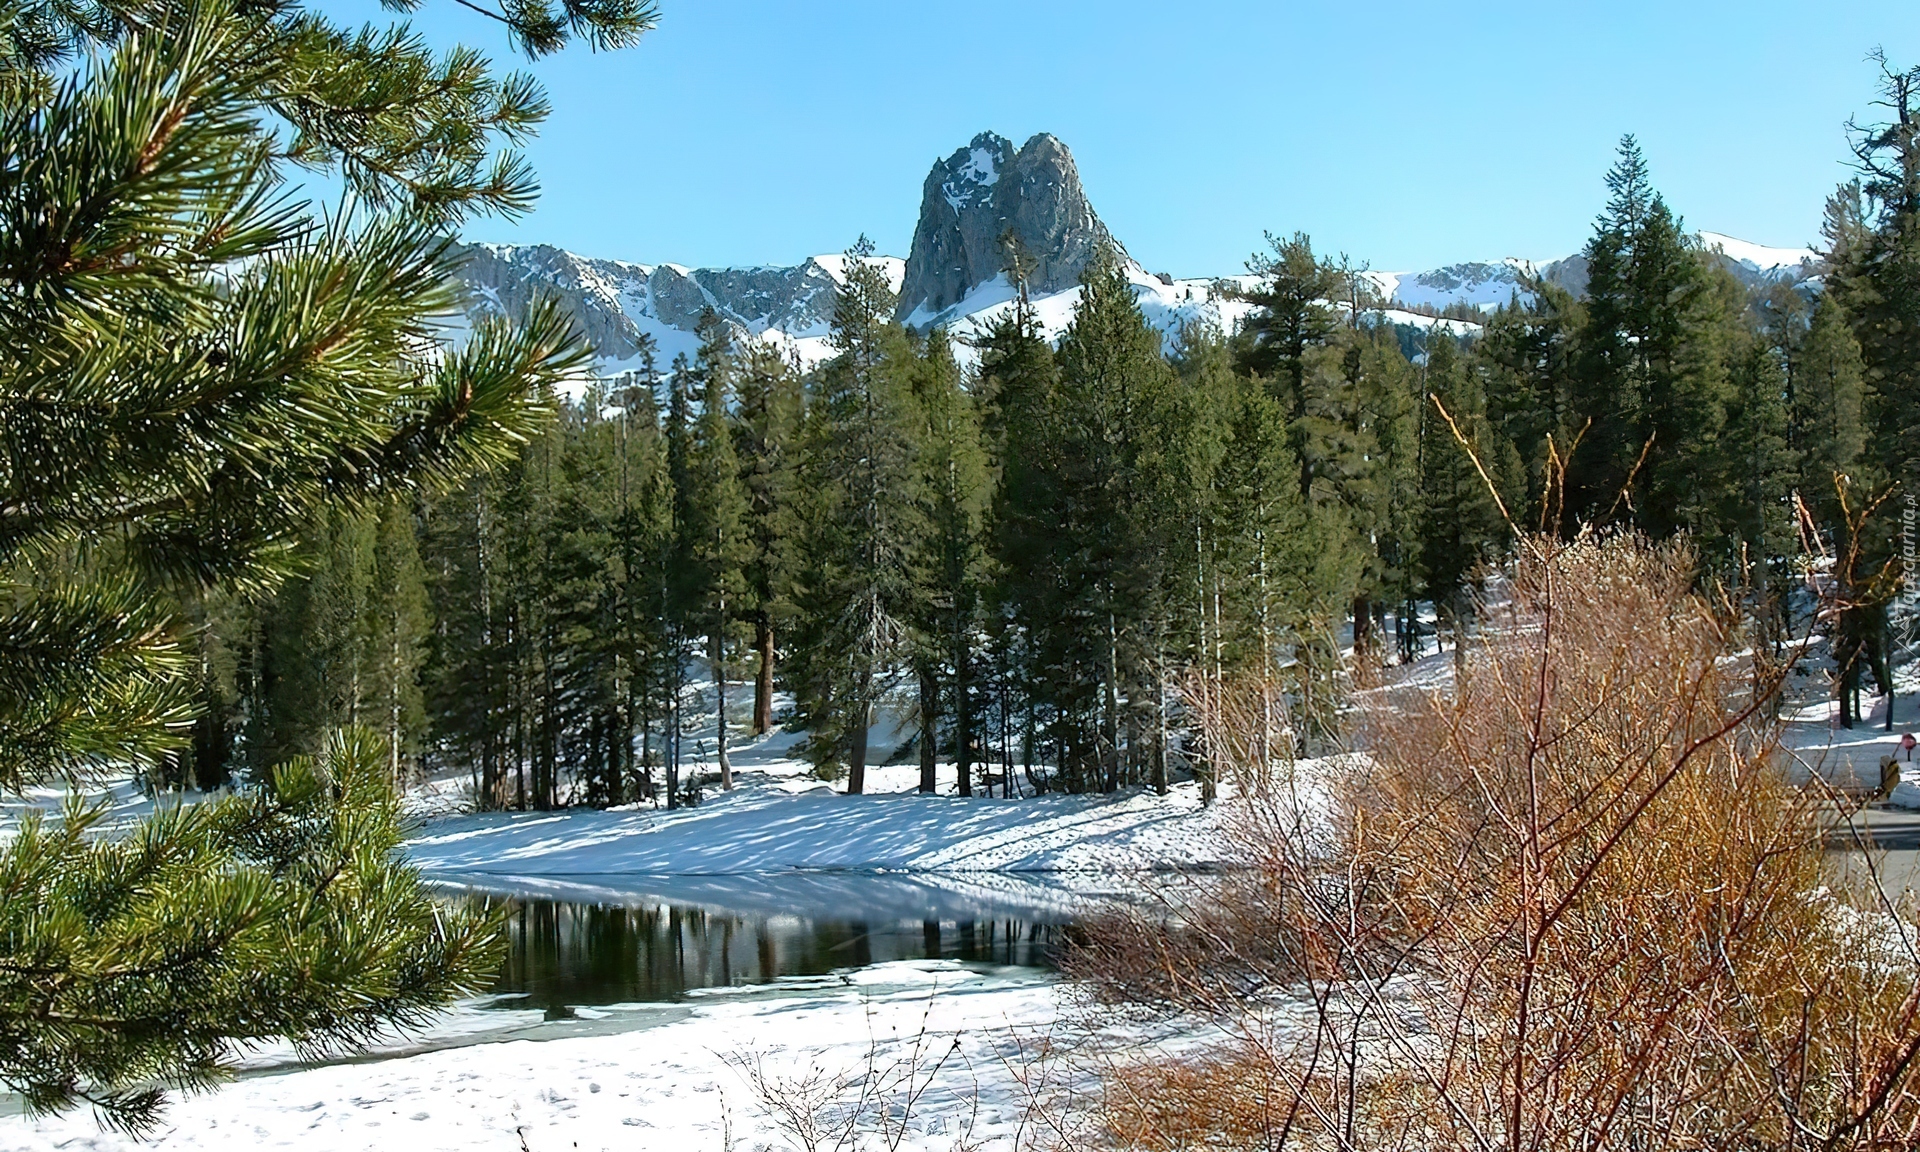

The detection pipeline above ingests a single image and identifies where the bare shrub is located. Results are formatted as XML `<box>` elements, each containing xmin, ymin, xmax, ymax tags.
<box><xmin>724</xmin><ymin>992</ymin><xmax>982</xmax><ymax>1152</ymax></box>
<box><xmin>1184</xmin><ymin>668</ymin><xmax>1297</xmax><ymax>800</ymax></box>
<box><xmin>1074</xmin><ymin>533</ymin><xmax>1920</xmax><ymax>1151</ymax></box>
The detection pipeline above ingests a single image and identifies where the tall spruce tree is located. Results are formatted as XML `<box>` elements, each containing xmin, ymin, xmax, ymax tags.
<box><xmin>1018</xmin><ymin>250</ymin><xmax>1196</xmax><ymax>791</ymax></box>
<box><xmin>732</xmin><ymin>341</ymin><xmax>802</xmax><ymax>736</ymax></box>
<box><xmin>1417</xmin><ymin>334</ymin><xmax>1510</xmax><ymax>656</ymax></box>
<box><xmin>978</xmin><ymin>286</ymin><xmax>1062</xmax><ymax>794</ymax></box>
<box><xmin>1567</xmin><ymin>136</ymin><xmax>1733</xmax><ymax>542</ymax></box>
<box><xmin>684</xmin><ymin>317</ymin><xmax>750</xmax><ymax>789</ymax></box>
<box><xmin>908</xmin><ymin>328</ymin><xmax>989</xmax><ymax>795</ymax></box>
<box><xmin>1819</xmin><ymin>58</ymin><xmax>1920</xmax><ymax>726</ymax></box>
<box><xmin>368</xmin><ymin>500</ymin><xmax>431</xmax><ymax>782</ymax></box>
<box><xmin>790</xmin><ymin>238</ymin><xmax>921</xmax><ymax>793</ymax></box>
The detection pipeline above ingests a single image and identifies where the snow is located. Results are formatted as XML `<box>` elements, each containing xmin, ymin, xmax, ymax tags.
<box><xmin>405</xmin><ymin>718</ymin><xmax>1232</xmax><ymax>882</ymax></box>
<box><xmin>410</xmin><ymin>780</ymin><xmax>1228</xmax><ymax>879</ymax></box>
<box><xmin>1697</xmin><ymin>231</ymin><xmax>1818</xmax><ymax>274</ymax></box>
<box><xmin>2</xmin><ymin>961</ymin><xmax>1079</xmax><ymax>1152</ymax></box>
<box><xmin>805</xmin><ymin>253</ymin><xmax>908</xmax><ymax>295</ymax></box>
<box><xmin>1367</xmin><ymin>260</ymin><xmax>1541</xmax><ymax>314</ymax></box>
<box><xmin>942</xmin><ymin>146</ymin><xmax>1002</xmax><ymax>211</ymax></box>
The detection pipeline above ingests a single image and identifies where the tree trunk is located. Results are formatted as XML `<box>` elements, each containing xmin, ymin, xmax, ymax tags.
<box><xmin>667</xmin><ymin>640</ymin><xmax>681</xmax><ymax>809</ymax></box>
<box><xmin>1105</xmin><ymin>611</ymin><xmax>1121</xmax><ymax>793</ymax></box>
<box><xmin>387</xmin><ymin>610</ymin><xmax>403</xmax><ymax>783</ymax></box>
<box><xmin>955</xmin><ymin>643</ymin><xmax>973</xmax><ymax>798</ymax></box>
<box><xmin>753</xmin><ymin>614</ymin><xmax>775</xmax><ymax>735</ymax></box>
<box><xmin>847</xmin><ymin>697</ymin><xmax>869</xmax><ymax>796</ymax></box>
<box><xmin>713</xmin><ymin>612</ymin><xmax>732</xmax><ymax>791</ymax></box>
<box><xmin>917</xmin><ymin>663</ymin><xmax>938</xmax><ymax>794</ymax></box>
<box><xmin>1154</xmin><ymin>660</ymin><xmax>1170</xmax><ymax>797</ymax></box>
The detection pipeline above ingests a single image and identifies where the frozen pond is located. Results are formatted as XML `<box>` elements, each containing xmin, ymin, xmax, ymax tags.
<box><xmin>438</xmin><ymin>872</ymin><xmax>1076</xmax><ymax>1011</ymax></box>
<box><xmin>181</xmin><ymin>872</ymin><xmax>1093</xmax><ymax>1078</ymax></box>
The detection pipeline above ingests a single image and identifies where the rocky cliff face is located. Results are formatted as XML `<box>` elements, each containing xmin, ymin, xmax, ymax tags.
<box><xmin>451</xmin><ymin>244</ymin><xmax>901</xmax><ymax>372</ymax></box>
<box><xmin>893</xmin><ymin>132</ymin><xmax>1121</xmax><ymax>328</ymax></box>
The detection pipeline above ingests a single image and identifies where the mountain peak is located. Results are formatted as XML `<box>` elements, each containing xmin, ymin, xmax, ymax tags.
<box><xmin>897</xmin><ymin>131</ymin><xmax>1120</xmax><ymax>328</ymax></box>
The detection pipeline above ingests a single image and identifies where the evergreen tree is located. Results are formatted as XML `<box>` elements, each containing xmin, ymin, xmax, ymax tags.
<box><xmin>732</xmin><ymin>341</ymin><xmax>802</xmax><ymax>736</ymax></box>
<box><xmin>1793</xmin><ymin>293</ymin><xmax>1871</xmax><ymax>513</ymax></box>
<box><xmin>789</xmin><ymin>238</ymin><xmax>921</xmax><ymax>793</ymax></box>
<box><xmin>908</xmin><ymin>328</ymin><xmax>989</xmax><ymax>795</ymax></box>
<box><xmin>608</xmin><ymin>348</ymin><xmax>674</xmax><ymax>801</ymax></box>
<box><xmin>0</xmin><ymin>0</ymin><xmax>651</xmax><ymax>1124</ymax></box>
<box><xmin>684</xmin><ymin>317</ymin><xmax>750</xmax><ymax>789</ymax></box>
<box><xmin>1416</xmin><ymin>334</ymin><xmax>1510</xmax><ymax>655</ymax></box>
<box><xmin>660</xmin><ymin>350</ymin><xmax>697</xmax><ymax>804</ymax></box>
<box><xmin>1205</xmin><ymin>358</ymin><xmax>1352</xmax><ymax>764</ymax></box>
<box><xmin>1817</xmin><ymin>59</ymin><xmax>1920</xmax><ymax>726</ymax></box>
<box><xmin>1236</xmin><ymin>231</ymin><xmax>1345</xmax><ymax>445</ymax></box>
<box><xmin>1017</xmin><ymin>250</ymin><xmax>1196</xmax><ymax>791</ymax></box>
<box><xmin>978</xmin><ymin>287</ymin><xmax>1063</xmax><ymax>795</ymax></box>
<box><xmin>368</xmin><ymin>500</ymin><xmax>432</xmax><ymax>782</ymax></box>
<box><xmin>1474</xmin><ymin>280</ymin><xmax>1581</xmax><ymax>528</ymax></box>
<box><xmin>1567</xmin><ymin>136</ymin><xmax>1733</xmax><ymax>541</ymax></box>
<box><xmin>1715</xmin><ymin>324</ymin><xmax>1793</xmax><ymax>608</ymax></box>
<box><xmin>252</xmin><ymin>508</ymin><xmax>379</xmax><ymax>772</ymax></box>
<box><xmin>420</xmin><ymin>477</ymin><xmax>514</xmax><ymax>807</ymax></box>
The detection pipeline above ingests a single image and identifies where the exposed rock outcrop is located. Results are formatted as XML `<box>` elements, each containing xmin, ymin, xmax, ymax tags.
<box><xmin>894</xmin><ymin>132</ymin><xmax>1121</xmax><ymax>328</ymax></box>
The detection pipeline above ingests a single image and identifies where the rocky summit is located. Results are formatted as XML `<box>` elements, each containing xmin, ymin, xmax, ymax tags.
<box><xmin>893</xmin><ymin>131</ymin><xmax>1120</xmax><ymax>329</ymax></box>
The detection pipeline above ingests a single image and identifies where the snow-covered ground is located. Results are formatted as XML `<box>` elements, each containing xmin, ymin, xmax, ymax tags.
<box><xmin>404</xmin><ymin>714</ymin><xmax>1233</xmax><ymax>888</ymax></box>
<box><xmin>1</xmin><ymin>703</ymin><xmax>1239</xmax><ymax>1150</ymax></box>
<box><xmin>1778</xmin><ymin>658</ymin><xmax>1920</xmax><ymax>806</ymax></box>
<box><xmin>3</xmin><ymin>960</ymin><xmax>1083</xmax><ymax>1152</ymax></box>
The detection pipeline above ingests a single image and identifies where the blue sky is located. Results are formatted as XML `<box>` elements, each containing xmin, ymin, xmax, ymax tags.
<box><xmin>331</xmin><ymin>1</ymin><xmax>1920</xmax><ymax>274</ymax></box>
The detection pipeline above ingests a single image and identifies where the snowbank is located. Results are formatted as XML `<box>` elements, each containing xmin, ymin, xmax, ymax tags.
<box><xmin>1</xmin><ymin>961</ymin><xmax>1072</xmax><ymax>1152</ymax></box>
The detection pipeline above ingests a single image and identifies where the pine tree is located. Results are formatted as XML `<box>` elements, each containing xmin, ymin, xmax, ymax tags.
<box><xmin>1793</xmin><ymin>293</ymin><xmax>1871</xmax><ymax>513</ymax></box>
<box><xmin>368</xmin><ymin>500</ymin><xmax>432</xmax><ymax>783</ymax></box>
<box><xmin>1417</xmin><ymin>334</ymin><xmax>1510</xmax><ymax>656</ymax></box>
<box><xmin>660</xmin><ymin>351</ymin><xmax>697</xmax><ymax>805</ymax></box>
<box><xmin>0</xmin><ymin>0</ymin><xmax>651</xmax><ymax>1125</ymax></box>
<box><xmin>1715</xmin><ymin>323</ymin><xmax>1793</xmax><ymax>609</ymax></box>
<box><xmin>1477</xmin><ymin>281</ymin><xmax>1582</xmax><ymax>524</ymax></box>
<box><xmin>908</xmin><ymin>328</ymin><xmax>989</xmax><ymax>795</ymax></box>
<box><xmin>1567</xmin><ymin>136</ymin><xmax>1733</xmax><ymax>541</ymax></box>
<box><xmin>684</xmin><ymin>316</ymin><xmax>750</xmax><ymax>789</ymax></box>
<box><xmin>252</xmin><ymin>507</ymin><xmax>378</xmax><ymax>773</ymax></box>
<box><xmin>420</xmin><ymin>477</ymin><xmax>514</xmax><ymax>807</ymax></box>
<box><xmin>732</xmin><ymin>341</ymin><xmax>802</xmax><ymax>736</ymax></box>
<box><xmin>1025</xmin><ymin>250</ymin><xmax>1196</xmax><ymax>791</ymax></box>
<box><xmin>1236</xmin><ymin>231</ymin><xmax>1345</xmax><ymax>439</ymax></box>
<box><xmin>1817</xmin><ymin>59</ymin><xmax>1920</xmax><ymax>727</ymax></box>
<box><xmin>1205</xmin><ymin>358</ymin><xmax>1352</xmax><ymax>765</ymax></box>
<box><xmin>978</xmin><ymin>289</ymin><xmax>1063</xmax><ymax>795</ymax></box>
<box><xmin>790</xmin><ymin>238</ymin><xmax>921</xmax><ymax>793</ymax></box>
<box><xmin>608</xmin><ymin>345</ymin><xmax>673</xmax><ymax>801</ymax></box>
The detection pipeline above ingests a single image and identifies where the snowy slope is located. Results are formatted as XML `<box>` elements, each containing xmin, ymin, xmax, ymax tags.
<box><xmin>1697</xmin><ymin>230</ymin><xmax>1819</xmax><ymax>276</ymax></box>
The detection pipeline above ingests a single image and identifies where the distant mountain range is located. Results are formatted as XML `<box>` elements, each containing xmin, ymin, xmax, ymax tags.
<box><xmin>449</xmin><ymin>131</ymin><xmax>1824</xmax><ymax>376</ymax></box>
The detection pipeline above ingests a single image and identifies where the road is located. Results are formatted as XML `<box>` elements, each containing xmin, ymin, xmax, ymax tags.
<box><xmin>1825</xmin><ymin>806</ymin><xmax>1920</xmax><ymax>898</ymax></box>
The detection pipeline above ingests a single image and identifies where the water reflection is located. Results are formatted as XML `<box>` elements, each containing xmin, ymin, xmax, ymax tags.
<box><xmin>471</xmin><ymin>893</ymin><xmax>1066</xmax><ymax>1010</ymax></box>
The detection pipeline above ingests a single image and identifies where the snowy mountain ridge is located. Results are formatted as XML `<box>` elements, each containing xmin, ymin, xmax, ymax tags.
<box><xmin>447</xmin><ymin>132</ymin><xmax>1822</xmax><ymax>376</ymax></box>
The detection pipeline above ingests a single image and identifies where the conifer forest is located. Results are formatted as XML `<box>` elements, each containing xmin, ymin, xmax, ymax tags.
<box><xmin>167</xmin><ymin>121</ymin><xmax>1920</xmax><ymax>811</ymax></box>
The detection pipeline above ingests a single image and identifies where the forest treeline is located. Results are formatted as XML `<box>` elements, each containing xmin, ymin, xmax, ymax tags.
<box><xmin>165</xmin><ymin>89</ymin><xmax>1920</xmax><ymax>808</ymax></box>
